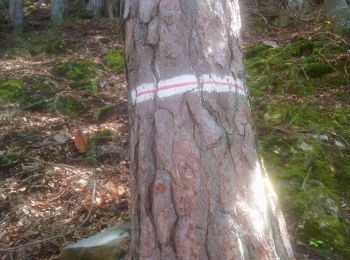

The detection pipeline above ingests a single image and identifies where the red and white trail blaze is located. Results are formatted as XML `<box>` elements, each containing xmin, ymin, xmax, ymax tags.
<box><xmin>131</xmin><ymin>74</ymin><xmax>246</xmax><ymax>104</ymax></box>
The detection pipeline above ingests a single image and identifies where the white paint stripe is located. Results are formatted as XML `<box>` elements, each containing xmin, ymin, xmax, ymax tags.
<box><xmin>131</xmin><ymin>74</ymin><xmax>246</xmax><ymax>105</ymax></box>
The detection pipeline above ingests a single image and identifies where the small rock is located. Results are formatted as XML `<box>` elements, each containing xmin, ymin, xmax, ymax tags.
<box><xmin>60</xmin><ymin>221</ymin><xmax>130</xmax><ymax>260</ymax></box>
<box><xmin>53</xmin><ymin>135</ymin><xmax>68</xmax><ymax>144</ymax></box>
<box><xmin>299</xmin><ymin>141</ymin><xmax>312</xmax><ymax>151</ymax></box>
<box><xmin>335</xmin><ymin>140</ymin><xmax>345</xmax><ymax>148</ymax></box>
<box><xmin>313</xmin><ymin>134</ymin><xmax>328</xmax><ymax>141</ymax></box>
<box><xmin>263</xmin><ymin>40</ymin><xmax>278</xmax><ymax>48</ymax></box>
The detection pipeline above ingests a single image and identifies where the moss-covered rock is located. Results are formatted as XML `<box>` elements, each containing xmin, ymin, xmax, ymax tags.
<box><xmin>104</xmin><ymin>49</ymin><xmax>124</xmax><ymax>73</ymax></box>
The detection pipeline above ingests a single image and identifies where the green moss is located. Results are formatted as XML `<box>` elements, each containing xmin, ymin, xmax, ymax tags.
<box><xmin>246</xmin><ymin>34</ymin><xmax>350</xmax><ymax>258</ymax></box>
<box><xmin>92</xmin><ymin>129</ymin><xmax>111</xmax><ymax>143</ymax></box>
<box><xmin>244</xmin><ymin>44</ymin><xmax>270</xmax><ymax>58</ymax></box>
<box><xmin>284</xmin><ymin>37</ymin><xmax>314</xmax><ymax>57</ymax></box>
<box><xmin>303</xmin><ymin>63</ymin><xmax>333</xmax><ymax>78</ymax></box>
<box><xmin>104</xmin><ymin>49</ymin><xmax>124</xmax><ymax>73</ymax></box>
<box><xmin>34</xmin><ymin>80</ymin><xmax>50</xmax><ymax>90</ymax></box>
<box><xmin>93</xmin><ymin>105</ymin><xmax>115</xmax><ymax>122</ymax></box>
<box><xmin>46</xmin><ymin>39</ymin><xmax>65</xmax><ymax>54</ymax></box>
<box><xmin>55</xmin><ymin>95</ymin><xmax>87</xmax><ymax>117</ymax></box>
<box><xmin>314</xmin><ymin>72</ymin><xmax>347</xmax><ymax>88</ymax></box>
<box><xmin>300</xmin><ymin>216</ymin><xmax>349</xmax><ymax>256</ymax></box>
<box><xmin>88</xmin><ymin>81</ymin><xmax>99</xmax><ymax>93</ymax></box>
<box><xmin>0</xmin><ymin>80</ymin><xmax>22</xmax><ymax>103</ymax></box>
<box><xmin>86</xmin><ymin>129</ymin><xmax>112</xmax><ymax>158</ymax></box>
<box><xmin>55</xmin><ymin>60</ymin><xmax>98</xmax><ymax>81</ymax></box>
<box><xmin>251</xmin><ymin>19</ymin><xmax>268</xmax><ymax>34</ymax></box>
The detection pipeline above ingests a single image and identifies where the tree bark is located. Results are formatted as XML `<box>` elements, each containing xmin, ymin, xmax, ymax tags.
<box><xmin>9</xmin><ymin>0</ymin><xmax>24</xmax><ymax>33</ymax></box>
<box><xmin>123</xmin><ymin>0</ymin><xmax>295</xmax><ymax>259</ymax></box>
<box><xmin>51</xmin><ymin>0</ymin><xmax>65</xmax><ymax>26</ymax></box>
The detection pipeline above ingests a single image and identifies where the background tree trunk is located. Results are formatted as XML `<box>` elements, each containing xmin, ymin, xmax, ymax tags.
<box><xmin>86</xmin><ymin>0</ymin><xmax>103</xmax><ymax>16</ymax></box>
<box><xmin>51</xmin><ymin>0</ymin><xmax>65</xmax><ymax>26</ymax></box>
<box><xmin>123</xmin><ymin>0</ymin><xmax>295</xmax><ymax>259</ymax></box>
<box><xmin>288</xmin><ymin>0</ymin><xmax>304</xmax><ymax>9</ymax></box>
<box><xmin>325</xmin><ymin>0</ymin><xmax>350</xmax><ymax>37</ymax></box>
<box><xmin>9</xmin><ymin>0</ymin><xmax>24</xmax><ymax>33</ymax></box>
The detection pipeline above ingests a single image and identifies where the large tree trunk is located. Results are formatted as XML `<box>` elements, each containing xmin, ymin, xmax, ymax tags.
<box><xmin>9</xmin><ymin>0</ymin><xmax>24</xmax><ymax>33</ymax></box>
<box><xmin>123</xmin><ymin>0</ymin><xmax>295</xmax><ymax>259</ymax></box>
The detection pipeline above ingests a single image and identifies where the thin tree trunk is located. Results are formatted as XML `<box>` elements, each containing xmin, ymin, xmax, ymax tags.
<box><xmin>288</xmin><ymin>0</ymin><xmax>304</xmax><ymax>9</ymax></box>
<box><xmin>106</xmin><ymin>0</ymin><xmax>119</xmax><ymax>18</ymax></box>
<box><xmin>9</xmin><ymin>0</ymin><xmax>24</xmax><ymax>33</ymax></box>
<box><xmin>51</xmin><ymin>0</ymin><xmax>65</xmax><ymax>26</ymax></box>
<box><xmin>86</xmin><ymin>0</ymin><xmax>103</xmax><ymax>16</ymax></box>
<box><xmin>123</xmin><ymin>0</ymin><xmax>295</xmax><ymax>259</ymax></box>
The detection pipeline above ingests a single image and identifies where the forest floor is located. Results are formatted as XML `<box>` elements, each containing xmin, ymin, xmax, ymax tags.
<box><xmin>0</xmin><ymin>5</ymin><xmax>129</xmax><ymax>260</ymax></box>
<box><xmin>0</xmin><ymin>1</ymin><xmax>349</xmax><ymax>260</ymax></box>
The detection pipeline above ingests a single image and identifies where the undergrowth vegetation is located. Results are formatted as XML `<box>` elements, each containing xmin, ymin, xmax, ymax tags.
<box><xmin>245</xmin><ymin>35</ymin><xmax>350</xmax><ymax>257</ymax></box>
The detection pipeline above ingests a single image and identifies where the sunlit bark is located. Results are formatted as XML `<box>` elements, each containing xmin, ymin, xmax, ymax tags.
<box><xmin>123</xmin><ymin>0</ymin><xmax>295</xmax><ymax>259</ymax></box>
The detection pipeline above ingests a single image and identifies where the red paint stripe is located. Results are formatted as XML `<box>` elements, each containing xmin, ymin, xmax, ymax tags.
<box><xmin>136</xmin><ymin>81</ymin><xmax>245</xmax><ymax>97</ymax></box>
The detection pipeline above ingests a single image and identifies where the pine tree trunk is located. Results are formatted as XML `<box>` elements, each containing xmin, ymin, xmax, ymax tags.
<box><xmin>9</xmin><ymin>0</ymin><xmax>24</xmax><ymax>33</ymax></box>
<box><xmin>123</xmin><ymin>0</ymin><xmax>295</xmax><ymax>259</ymax></box>
<box><xmin>51</xmin><ymin>0</ymin><xmax>65</xmax><ymax>26</ymax></box>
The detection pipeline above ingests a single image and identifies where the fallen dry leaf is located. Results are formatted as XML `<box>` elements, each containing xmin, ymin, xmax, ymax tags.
<box><xmin>73</xmin><ymin>130</ymin><xmax>88</xmax><ymax>153</ymax></box>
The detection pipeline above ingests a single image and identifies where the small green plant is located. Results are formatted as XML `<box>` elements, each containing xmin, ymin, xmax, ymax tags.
<box><xmin>0</xmin><ymin>153</ymin><xmax>19</xmax><ymax>169</ymax></box>
<box><xmin>309</xmin><ymin>238</ymin><xmax>325</xmax><ymax>248</ymax></box>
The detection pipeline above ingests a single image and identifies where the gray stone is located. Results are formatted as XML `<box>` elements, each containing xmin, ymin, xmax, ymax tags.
<box><xmin>60</xmin><ymin>221</ymin><xmax>130</xmax><ymax>260</ymax></box>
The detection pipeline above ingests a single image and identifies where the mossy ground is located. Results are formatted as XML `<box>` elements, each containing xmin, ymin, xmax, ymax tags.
<box><xmin>245</xmin><ymin>36</ymin><xmax>350</xmax><ymax>257</ymax></box>
<box><xmin>0</xmin><ymin>80</ymin><xmax>22</xmax><ymax>104</ymax></box>
<box><xmin>104</xmin><ymin>49</ymin><xmax>124</xmax><ymax>73</ymax></box>
<box><xmin>55</xmin><ymin>60</ymin><xmax>98</xmax><ymax>81</ymax></box>
<box><xmin>54</xmin><ymin>94</ymin><xmax>87</xmax><ymax>117</ymax></box>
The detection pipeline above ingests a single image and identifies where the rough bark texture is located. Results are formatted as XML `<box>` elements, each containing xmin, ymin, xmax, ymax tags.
<box><xmin>9</xmin><ymin>0</ymin><xmax>24</xmax><ymax>33</ymax></box>
<box><xmin>51</xmin><ymin>0</ymin><xmax>65</xmax><ymax>26</ymax></box>
<box><xmin>123</xmin><ymin>0</ymin><xmax>295</xmax><ymax>259</ymax></box>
